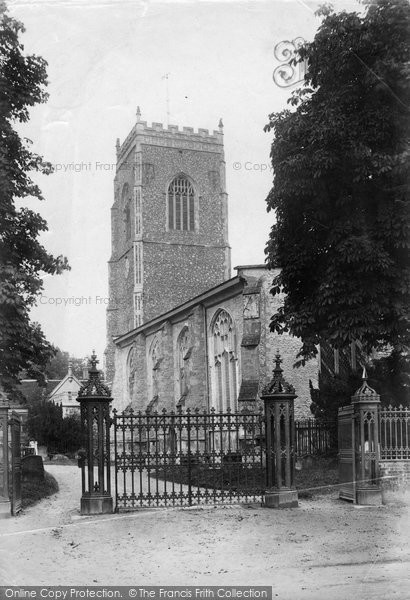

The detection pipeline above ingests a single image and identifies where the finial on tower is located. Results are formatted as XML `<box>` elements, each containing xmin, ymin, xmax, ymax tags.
<box><xmin>136</xmin><ymin>106</ymin><xmax>141</xmax><ymax>122</ymax></box>
<box><xmin>218</xmin><ymin>118</ymin><xmax>224</xmax><ymax>131</ymax></box>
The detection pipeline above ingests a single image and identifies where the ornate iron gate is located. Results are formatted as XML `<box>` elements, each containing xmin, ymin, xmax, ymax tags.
<box><xmin>9</xmin><ymin>412</ymin><xmax>22</xmax><ymax>515</ymax></box>
<box><xmin>113</xmin><ymin>408</ymin><xmax>265</xmax><ymax>510</ymax></box>
<box><xmin>338</xmin><ymin>405</ymin><xmax>356</xmax><ymax>501</ymax></box>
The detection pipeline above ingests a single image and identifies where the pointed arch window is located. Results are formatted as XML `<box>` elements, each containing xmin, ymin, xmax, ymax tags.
<box><xmin>127</xmin><ymin>346</ymin><xmax>136</xmax><ymax>401</ymax></box>
<box><xmin>149</xmin><ymin>338</ymin><xmax>162</xmax><ymax>404</ymax></box>
<box><xmin>167</xmin><ymin>176</ymin><xmax>195</xmax><ymax>231</ymax></box>
<box><xmin>212</xmin><ymin>310</ymin><xmax>238</xmax><ymax>412</ymax></box>
<box><xmin>177</xmin><ymin>327</ymin><xmax>192</xmax><ymax>403</ymax></box>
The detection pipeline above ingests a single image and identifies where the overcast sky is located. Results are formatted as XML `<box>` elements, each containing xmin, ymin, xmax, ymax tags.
<box><xmin>11</xmin><ymin>0</ymin><xmax>360</xmax><ymax>364</ymax></box>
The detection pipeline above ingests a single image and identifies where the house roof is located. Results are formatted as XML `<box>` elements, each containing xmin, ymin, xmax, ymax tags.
<box><xmin>18</xmin><ymin>376</ymin><xmax>87</xmax><ymax>405</ymax></box>
<box><xmin>47</xmin><ymin>372</ymin><xmax>84</xmax><ymax>399</ymax></box>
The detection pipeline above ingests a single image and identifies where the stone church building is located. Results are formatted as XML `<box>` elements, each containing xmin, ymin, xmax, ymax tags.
<box><xmin>105</xmin><ymin>110</ymin><xmax>318</xmax><ymax>417</ymax></box>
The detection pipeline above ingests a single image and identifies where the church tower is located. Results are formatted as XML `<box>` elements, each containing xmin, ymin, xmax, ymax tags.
<box><xmin>105</xmin><ymin>109</ymin><xmax>231</xmax><ymax>382</ymax></box>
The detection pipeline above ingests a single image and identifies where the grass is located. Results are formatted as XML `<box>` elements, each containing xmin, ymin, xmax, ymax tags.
<box><xmin>153</xmin><ymin>455</ymin><xmax>339</xmax><ymax>500</ymax></box>
<box><xmin>295</xmin><ymin>455</ymin><xmax>339</xmax><ymax>498</ymax></box>
<box><xmin>21</xmin><ymin>471</ymin><xmax>59</xmax><ymax>509</ymax></box>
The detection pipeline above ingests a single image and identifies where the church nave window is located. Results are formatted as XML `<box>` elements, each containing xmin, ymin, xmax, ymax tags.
<box><xmin>212</xmin><ymin>309</ymin><xmax>238</xmax><ymax>412</ymax></box>
<box><xmin>177</xmin><ymin>327</ymin><xmax>192</xmax><ymax>405</ymax></box>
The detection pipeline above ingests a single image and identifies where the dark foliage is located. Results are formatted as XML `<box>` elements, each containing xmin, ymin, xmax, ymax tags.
<box><xmin>265</xmin><ymin>0</ymin><xmax>410</xmax><ymax>365</ymax></box>
<box><xmin>0</xmin><ymin>4</ymin><xmax>69</xmax><ymax>395</ymax></box>
<box><xmin>26</xmin><ymin>399</ymin><xmax>82</xmax><ymax>454</ymax></box>
<box><xmin>45</xmin><ymin>348</ymin><xmax>85</xmax><ymax>379</ymax></box>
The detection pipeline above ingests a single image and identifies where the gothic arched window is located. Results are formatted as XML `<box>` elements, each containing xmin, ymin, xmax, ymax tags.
<box><xmin>212</xmin><ymin>309</ymin><xmax>238</xmax><ymax>412</ymax></box>
<box><xmin>127</xmin><ymin>346</ymin><xmax>136</xmax><ymax>401</ymax></box>
<box><xmin>149</xmin><ymin>338</ymin><xmax>161</xmax><ymax>403</ymax></box>
<box><xmin>177</xmin><ymin>327</ymin><xmax>192</xmax><ymax>402</ymax></box>
<box><xmin>167</xmin><ymin>176</ymin><xmax>195</xmax><ymax>231</ymax></box>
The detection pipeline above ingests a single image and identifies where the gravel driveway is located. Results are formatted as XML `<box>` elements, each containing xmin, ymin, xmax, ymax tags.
<box><xmin>1</xmin><ymin>464</ymin><xmax>409</xmax><ymax>599</ymax></box>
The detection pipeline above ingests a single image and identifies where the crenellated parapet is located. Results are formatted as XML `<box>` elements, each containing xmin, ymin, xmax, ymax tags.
<box><xmin>116</xmin><ymin>111</ymin><xmax>224</xmax><ymax>169</ymax></box>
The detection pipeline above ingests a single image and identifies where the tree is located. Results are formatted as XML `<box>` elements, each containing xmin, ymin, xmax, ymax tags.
<box><xmin>265</xmin><ymin>0</ymin><xmax>410</xmax><ymax>366</ymax></box>
<box><xmin>26</xmin><ymin>398</ymin><xmax>83</xmax><ymax>455</ymax></box>
<box><xmin>45</xmin><ymin>348</ymin><xmax>85</xmax><ymax>379</ymax></box>
<box><xmin>0</xmin><ymin>4</ymin><xmax>69</xmax><ymax>394</ymax></box>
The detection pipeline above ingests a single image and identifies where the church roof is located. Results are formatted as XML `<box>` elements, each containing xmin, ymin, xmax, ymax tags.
<box><xmin>114</xmin><ymin>264</ymin><xmax>275</xmax><ymax>347</ymax></box>
<box><xmin>114</xmin><ymin>273</ymin><xmax>244</xmax><ymax>346</ymax></box>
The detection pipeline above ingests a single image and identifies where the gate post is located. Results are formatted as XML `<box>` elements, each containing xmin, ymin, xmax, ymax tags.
<box><xmin>0</xmin><ymin>405</ymin><xmax>11</xmax><ymax>517</ymax></box>
<box><xmin>76</xmin><ymin>352</ymin><xmax>113</xmax><ymax>515</ymax></box>
<box><xmin>9</xmin><ymin>412</ymin><xmax>22</xmax><ymax>515</ymax></box>
<box><xmin>260</xmin><ymin>351</ymin><xmax>298</xmax><ymax>508</ymax></box>
<box><xmin>352</xmin><ymin>368</ymin><xmax>382</xmax><ymax>506</ymax></box>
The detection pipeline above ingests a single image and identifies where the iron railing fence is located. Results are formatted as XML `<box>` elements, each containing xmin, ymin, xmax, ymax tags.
<box><xmin>22</xmin><ymin>415</ymin><xmax>335</xmax><ymax>461</ymax></box>
<box><xmin>295</xmin><ymin>419</ymin><xmax>334</xmax><ymax>457</ymax></box>
<box><xmin>380</xmin><ymin>405</ymin><xmax>410</xmax><ymax>460</ymax></box>
<box><xmin>112</xmin><ymin>407</ymin><xmax>266</xmax><ymax>509</ymax></box>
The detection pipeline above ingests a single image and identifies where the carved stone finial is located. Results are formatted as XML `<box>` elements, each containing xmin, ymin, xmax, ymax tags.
<box><xmin>261</xmin><ymin>350</ymin><xmax>296</xmax><ymax>396</ymax></box>
<box><xmin>90</xmin><ymin>350</ymin><xmax>99</xmax><ymax>371</ymax></box>
<box><xmin>68</xmin><ymin>361</ymin><xmax>73</xmax><ymax>378</ymax></box>
<box><xmin>77</xmin><ymin>352</ymin><xmax>111</xmax><ymax>399</ymax></box>
<box><xmin>273</xmin><ymin>349</ymin><xmax>283</xmax><ymax>377</ymax></box>
<box><xmin>136</xmin><ymin>106</ymin><xmax>141</xmax><ymax>121</ymax></box>
<box><xmin>352</xmin><ymin>365</ymin><xmax>379</xmax><ymax>401</ymax></box>
<box><xmin>218</xmin><ymin>118</ymin><xmax>223</xmax><ymax>130</ymax></box>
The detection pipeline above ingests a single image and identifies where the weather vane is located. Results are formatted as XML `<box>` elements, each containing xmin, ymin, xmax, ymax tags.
<box><xmin>162</xmin><ymin>73</ymin><xmax>171</xmax><ymax>126</ymax></box>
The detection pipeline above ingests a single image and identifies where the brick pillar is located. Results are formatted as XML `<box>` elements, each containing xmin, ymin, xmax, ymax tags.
<box><xmin>0</xmin><ymin>405</ymin><xmax>11</xmax><ymax>518</ymax></box>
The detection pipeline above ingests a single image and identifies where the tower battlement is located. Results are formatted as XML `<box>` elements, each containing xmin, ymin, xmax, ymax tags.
<box><xmin>117</xmin><ymin>110</ymin><xmax>224</xmax><ymax>165</ymax></box>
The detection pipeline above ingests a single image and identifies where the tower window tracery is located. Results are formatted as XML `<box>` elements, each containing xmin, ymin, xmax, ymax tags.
<box><xmin>167</xmin><ymin>176</ymin><xmax>195</xmax><ymax>231</ymax></box>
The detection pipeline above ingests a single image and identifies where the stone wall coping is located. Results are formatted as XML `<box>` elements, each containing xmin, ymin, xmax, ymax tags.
<box><xmin>234</xmin><ymin>264</ymin><xmax>269</xmax><ymax>270</ymax></box>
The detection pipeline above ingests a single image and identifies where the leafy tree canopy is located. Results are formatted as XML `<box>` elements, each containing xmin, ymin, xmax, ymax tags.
<box><xmin>0</xmin><ymin>4</ymin><xmax>69</xmax><ymax>394</ymax></box>
<box><xmin>45</xmin><ymin>348</ymin><xmax>86</xmax><ymax>380</ymax></box>
<box><xmin>265</xmin><ymin>0</ymin><xmax>410</xmax><ymax>365</ymax></box>
<box><xmin>26</xmin><ymin>399</ymin><xmax>82</xmax><ymax>455</ymax></box>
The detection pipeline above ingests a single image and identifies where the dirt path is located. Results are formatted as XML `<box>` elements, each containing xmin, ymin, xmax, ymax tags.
<box><xmin>1</xmin><ymin>465</ymin><xmax>410</xmax><ymax>599</ymax></box>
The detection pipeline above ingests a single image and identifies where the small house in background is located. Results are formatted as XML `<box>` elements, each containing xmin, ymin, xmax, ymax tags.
<box><xmin>47</xmin><ymin>361</ymin><xmax>87</xmax><ymax>417</ymax></box>
<box><xmin>19</xmin><ymin>357</ymin><xmax>98</xmax><ymax>417</ymax></box>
